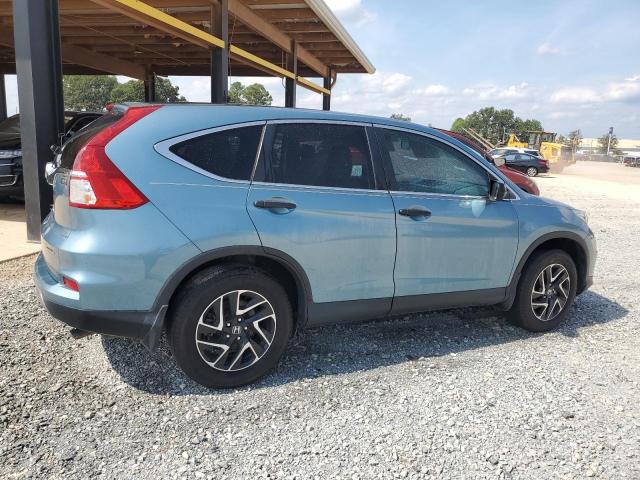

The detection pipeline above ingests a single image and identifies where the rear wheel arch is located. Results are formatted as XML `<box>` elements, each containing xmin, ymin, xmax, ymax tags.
<box><xmin>157</xmin><ymin>247</ymin><xmax>311</xmax><ymax>333</ymax></box>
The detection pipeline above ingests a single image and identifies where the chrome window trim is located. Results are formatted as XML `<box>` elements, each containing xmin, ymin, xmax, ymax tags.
<box><xmin>256</xmin><ymin>119</ymin><xmax>379</xmax><ymax>193</ymax></box>
<box><xmin>267</xmin><ymin>119</ymin><xmax>372</xmax><ymax>127</ymax></box>
<box><xmin>373</xmin><ymin>123</ymin><xmax>520</xmax><ymax>200</ymax></box>
<box><xmin>250</xmin><ymin>181</ymin><xmax>386</xmax><ymax>196</ymax></box>
<box><xmin>388</xmin><ymin>190</ymin><xmax>486</xmax><ymax>200</ymax></box>
<box><xmin>154</xmin><ymin>120</ymin><xmax>267</xmax><ymax>184</ymax></box>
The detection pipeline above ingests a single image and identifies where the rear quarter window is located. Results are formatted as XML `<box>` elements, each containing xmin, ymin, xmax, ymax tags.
<box><xmin>168</xmin><ymin>125</ymin><xmax>263</xmax><ymax>181</ymax></box>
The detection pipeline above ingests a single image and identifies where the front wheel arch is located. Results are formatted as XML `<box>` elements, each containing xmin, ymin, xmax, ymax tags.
<box><xmin>502</xmin><ymin>233</ymin><xmax>589</xmax><ymax>310</ymax></box>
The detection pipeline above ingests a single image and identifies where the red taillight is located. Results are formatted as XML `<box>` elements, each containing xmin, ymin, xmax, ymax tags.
<box><xmin>63</xmin><ymin>276</ymin><xmax>79</xmax><ymax>292</ymax></box>
<box><xmin>69</xmin><ymin>105</ymin><xmax>160</xmax><ymax>209</ymax></box>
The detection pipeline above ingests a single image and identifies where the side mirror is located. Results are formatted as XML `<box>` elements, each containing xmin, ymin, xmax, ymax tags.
<box><xmin>493</xmin><ymin>156</ymin><xmax>506</xmax><ymax>167</ymax></box>
<box><xmin>489</xmin><ymin>179</ymin><xmax>506</xmax><ymax>201</ymax></box>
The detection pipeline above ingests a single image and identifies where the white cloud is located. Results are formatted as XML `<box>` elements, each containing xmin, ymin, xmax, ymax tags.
<box><xmin>324</xmin><ymin>0</ymin><xmax>376</xmax><ymax>26</ymax></box>
<box><xmin>550</xmin><ymin>75</ymin><xmax>640</xmax><ymax>105</ymax></box>
<box><xmin>550</xmin><ymin>87</ymin><xmax>601</xmax><ymax>104</ymax></box>
<box><xmin>414</xmin><ymin>84</ymin><xmax>450</xmax><ymax>96</ymax></box>
<box><xmin>377</xmin><ymin>72</ymin><xmax>412</xmax><ymax>94</ymax></box>
<box><xmin>549</xmin><ymin>111</ymin><xmax>578</xmax><ymax>119</ymax></box>
<box><xmin>604</xmin><ymin>76</ymin><xmax>640</xmax><ymax>103</ymax></box>
<box><xmin>536</xmin><ymin>42</ymin><xmax>562</xmax><ymax>56</ymax></box>
<box><xmin>463</xmin><ymin>82</ymin><xmax>529</xmax><ymax>101</ymax></box>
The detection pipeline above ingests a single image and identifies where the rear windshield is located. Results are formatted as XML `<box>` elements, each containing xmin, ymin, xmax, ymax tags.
<box><xmin>59</xmin><ymin>111</ymin><xmax>122</xmax><ymax>169</ymax></box>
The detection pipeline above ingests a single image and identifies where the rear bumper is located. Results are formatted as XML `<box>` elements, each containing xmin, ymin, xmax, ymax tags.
<box><xmin>34</xmin><ymin>253</ymin><xmax>166</xmax><ymax>349</ymax></box>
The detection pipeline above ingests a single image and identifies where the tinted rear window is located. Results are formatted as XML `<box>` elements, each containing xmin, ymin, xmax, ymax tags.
<box><xmin>169</xmin><ymin>125</ymin><xmax>263</xmax><ymax>181</ymax></box>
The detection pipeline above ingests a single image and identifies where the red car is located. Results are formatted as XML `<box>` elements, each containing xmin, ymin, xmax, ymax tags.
<box><xmin>437</xmin><ymin>129</ymin><xmax>540</xmax><ymax>195</ymax></box>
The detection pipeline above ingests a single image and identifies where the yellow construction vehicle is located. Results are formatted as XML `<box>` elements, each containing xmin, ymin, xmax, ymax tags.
<box><xmin>506</xmin><ymin>131</ymin><xmax>574</xmax><ymax>171</ymax></box>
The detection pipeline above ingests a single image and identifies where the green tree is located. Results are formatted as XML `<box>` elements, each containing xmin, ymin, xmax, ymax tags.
<box><xmin>228</xmin><ymin>81</ymin><xmax>245</xmax><ymax>103</ymax></box>
<box><xmin>451</xmin><ymin>117</ymin><xmax>465</xmax><ymax>132</ymax></box>
<box><xmin>243</xmin><ymin>83</ymin><xmax>273</xmax><ymax>106</ymax></box>
<box><xmin>64</xmin><ymin>75</ymin><xmax>184</xmax><ymax>111</ymax></box>
<box><xmin>450</xmin><ymin>107</ymin><xmax>543</xmax><ymax>145</ymax></box>
<box><xmin>567</xmin><ymin>129</ymin><xmax>582</xmax><ymax>152</ymax></box>
<box><xmin>390</xmin><ymin>113</ymin><xmax>411</xmax><ymax>122</ymax></box>
<box><xmin>228</xmin><ymin>81</ymin><xmax>273</xmax><ymax>105</ymax></box>
<box><xmin>63</xmin><ymin>75</ymin><xmax>118</xmax><ymax>111</ymax></box>
<box><xmin>110</xmin><ymin>77</ymin><xmax>185</xmax><ymax>103</ymax></box>
<box><xmin>597</xmin><ymin>133</ymin><xmax>622</xmax><ymax>155</ymax></box>
<box><xmin>558</xmin><ymin>129</ymin><xmax>583</xmax><ymax>152</ymax></box>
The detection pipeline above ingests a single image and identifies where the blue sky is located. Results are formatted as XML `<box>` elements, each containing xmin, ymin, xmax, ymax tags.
<box><xmin>4</xmin><ymin>0</ymin><xmax>640</xmax><ymax>137</ymax></box>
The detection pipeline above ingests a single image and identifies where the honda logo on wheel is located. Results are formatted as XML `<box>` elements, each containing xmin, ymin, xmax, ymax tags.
<box><xmin>231</xmin><ymin>326</ymin><xmax>242</xmax><ymax>335</ymax></box>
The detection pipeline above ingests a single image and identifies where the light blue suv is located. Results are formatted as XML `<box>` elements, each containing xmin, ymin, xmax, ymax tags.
<box><xmin>35</xmin><ymin>104</ymin><xmax>596</xmax><ymax>388</ymax></box>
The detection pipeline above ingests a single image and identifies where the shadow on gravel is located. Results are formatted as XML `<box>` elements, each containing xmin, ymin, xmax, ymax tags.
<box><xmin>102</xmin><ymin>290</ymin><xmax>627</xmax><ymax>395</ymax></box>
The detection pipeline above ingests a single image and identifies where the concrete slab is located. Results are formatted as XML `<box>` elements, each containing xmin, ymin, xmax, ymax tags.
<box><xmin>0</xmin><ymin>203</ymin><xmax>40</xmax><ymax>263</ymax></box>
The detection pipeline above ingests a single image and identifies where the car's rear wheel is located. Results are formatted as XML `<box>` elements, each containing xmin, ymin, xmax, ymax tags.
<box><xmin>508</xmin><ymin>249</ymin><xmax>577</xmax><ymax>332</ymax></box>
<box><xmin>526</xmin><ymin>167</ymin><xmax>538</xmax><ymax>177</ymax></box>
<box><xmin>168</xmin><ymin>265</ymin><xmax>293</xmax><ymax>388</ymax></box>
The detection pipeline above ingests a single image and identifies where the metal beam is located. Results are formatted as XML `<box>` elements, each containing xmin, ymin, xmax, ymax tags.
<box><xmin>12</xmin><ymin>0</ymin><xmax>64</xmax><ymax>241</ymax></box>
<box><xmin>210</xmin><ymin>0</ymin><xmax>228</xmax><ymax>104</ymax></box>
<box><xmin>0</xmin><ymin>74</ymin><xmax>6</xmax><ymax>122</ymax></box>
<box><xmin>226</xmin><ymin>0</ymin><xmax>327</xmax><ymax>77</ymax></box>
<box><xmin>62</xmin><ymin>42</ymin><xmax>147</xmax><ymax>80</ymax></box>
<box><xmin>284</xmin><ymin>39</ymin><xmax>297</xmax><ymax>108</ymax></box>
<box><xmin>89</xmin><ymin>0</ymin><xmax>225</xmax><ymax>49</ymax></box>
<box><xmin>0</xmin><ymin>28</ymin><xmax>146</xmax><ymax>80</ymax></box>
<box><xmin>322</xmin><ymin>69</ymin><xmax>331</xmax><ymax>111</ymax></box>
<box><xmin>88</xmin><ymin>0</ymin><xmax>329</xmax><ymax>95</ymax></box>
<box><xmin>144</xmin><ymin>72</ymin><xmax>156</xmax><ymax>101</ymax></box>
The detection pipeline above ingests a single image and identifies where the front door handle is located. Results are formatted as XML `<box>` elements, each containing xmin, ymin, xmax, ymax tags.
<box><xmin>254</xmin><ymin>198</ymin><xmax>297</xmax><ymax>210</ymax></box>
<box><xmin>398</xmin><ymin>206</ymin><xmax>432</xmax><ymax>218</ymax></box>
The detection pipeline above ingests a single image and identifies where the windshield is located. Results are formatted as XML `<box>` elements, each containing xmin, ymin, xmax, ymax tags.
<box><xmin>0</xmin><ymin>115</ymin><xmax>21</xmax><ymax>135</ymax></box>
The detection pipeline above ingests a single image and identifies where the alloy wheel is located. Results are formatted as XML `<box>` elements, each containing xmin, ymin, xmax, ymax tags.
<box><xmin>195</xmin><ymin>289</ymin><xmax>276</xmax><ymax>372</ymax></box>
<box><xmin>530</xmin><ymin>263</ymin><xmax>570</xmax><ymax>321</ymax></box>
<box><xmin>526</xmin><ymin>167</ymin><xmax>538</xmax><ymax>177</ymax></box>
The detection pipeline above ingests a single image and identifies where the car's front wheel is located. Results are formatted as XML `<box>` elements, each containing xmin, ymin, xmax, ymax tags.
<box><xmin>526</xmin><ymin>167</ymin><xmax>538</xmax><ymax>177</ymax></box>
<box><xmin>168</xmin><ymin>265</ymin><xmax>293</xmax><ymax>388</ymax></box>
<box><xmin>508</xmin><ymin>249</ymin><xmax>577</xmax><ymax>332</ymax></box>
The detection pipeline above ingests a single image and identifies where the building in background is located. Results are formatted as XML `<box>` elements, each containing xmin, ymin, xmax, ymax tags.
<box><xmin>579</xmin><ymin>138</ymin><xmax>640</xmax><ymax>156</ymax></box>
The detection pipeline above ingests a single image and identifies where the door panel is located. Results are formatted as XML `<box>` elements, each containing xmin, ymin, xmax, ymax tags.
<box><xmin>373</xmin><ymin>126</ymin><xmax>519</xmax><ymax>303</ymax></box>
<box><xmin>247</xmin><ymin>184</ymin><xmax>396</xmax><ymax>303</ymax></box>
<box><xmin>247</xmin><ymin>122</ymin><xmax>396</xmax><ymax>311</ymax></box>
<box><xmin>392</xmin><ymin>194</ymin><xmax>518</xmax><ymax>295</ymax></box>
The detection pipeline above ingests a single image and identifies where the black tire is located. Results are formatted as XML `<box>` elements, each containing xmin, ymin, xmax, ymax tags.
<box><xmin>168</xmin><ymin>264</ymin><xmax>293</xmax><ymax>388</ymax></box>
<box><xmin>508</xmin><ymin>249</ymin><xmax>577</xmax><ymax>332</ymax></box>
<box><xmin>526</xmin><ymin>167</ymin><xmax>538</xmax><ymax>177</ymax></box>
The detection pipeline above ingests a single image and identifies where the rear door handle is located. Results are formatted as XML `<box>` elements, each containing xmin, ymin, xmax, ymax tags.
<box><xmin>398</xmin><ymin>206</ymin><xmax>431</xmax><ymax>218</ymax></box>
<box><xmin>254</xmin><ymin>198</ymin><xmax>297</xmax><ymax>210</ymax></box>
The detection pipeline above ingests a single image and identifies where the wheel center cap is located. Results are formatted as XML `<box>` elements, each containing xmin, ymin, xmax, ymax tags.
<box><xmin>231</xmin><ymin>325</ymin><xmax>242</xmax><ymax>335</ymax></box>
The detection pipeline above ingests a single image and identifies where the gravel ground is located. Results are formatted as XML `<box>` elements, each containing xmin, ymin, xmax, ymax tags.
<box><xmin>1</xmin><ymin>162</ymin><xmax>639</xmax><ymax>479</ymax></box>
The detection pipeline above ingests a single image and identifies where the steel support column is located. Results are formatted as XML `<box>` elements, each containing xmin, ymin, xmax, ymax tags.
<box><xmin>285</xmin><ymin>40</ymin><xmax>297</xmax><ymax>108</ymax></box>
<box><xmin>0</xmin><ymin>75</ymin><xmax>7</xmax><ymax>122</ymax></box>
<box><xmin>13</xmin><ymin>0</ymin><xmax>64</xmax><ymax>241</ymax></box>
<box><xmin>210</xmin><ymin>0</ymin><xmax>228</xmax><ymax>103</ymax></box>
<box><xmin>144</xmin><ymin>72</ymin><xmax>156</xmax><ymax>102</ymax></box>
<box><xmin>322</xmin><ymin>70</ymin><xmax>331</xmax><ymax>111</ymax></box>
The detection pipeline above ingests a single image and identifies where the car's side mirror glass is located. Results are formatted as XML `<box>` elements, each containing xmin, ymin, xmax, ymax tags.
<box><xmin>493</xmin><ymin>156</ymin><xmax>505</xmax><ymax>167</ymax></box>
<box><xmin>489</xmin><ymin>179</ymin><xmax>506</xmax><ymax>201</ymax></box>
